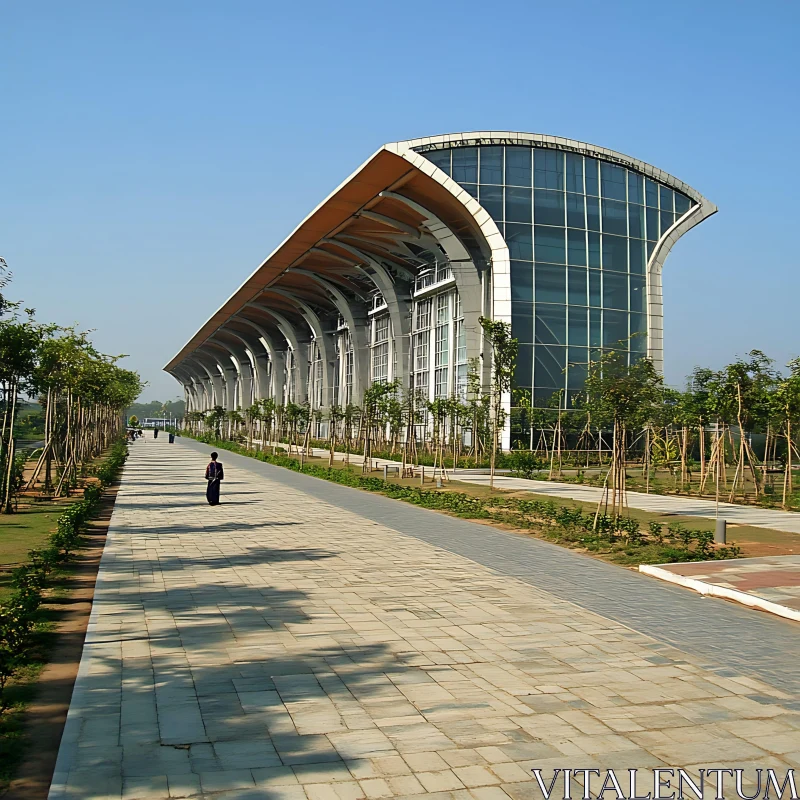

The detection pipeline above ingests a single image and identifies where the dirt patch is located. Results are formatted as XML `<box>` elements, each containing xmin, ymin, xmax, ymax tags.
<box><xmin>2</xmin><ymin>486</ymin><xmax>118</xmax><ymax>800</ymax></box>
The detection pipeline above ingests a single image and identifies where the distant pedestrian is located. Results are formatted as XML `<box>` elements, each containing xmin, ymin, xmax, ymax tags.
<box><xmin>205</xmin><ymin>452</ymin><xmax>224</xmax><ymax>505</ymax></box>
<box><xmin>154</xmin><ymin>428</ymin><xmax>159</xmax><ymax>438</ymax></box>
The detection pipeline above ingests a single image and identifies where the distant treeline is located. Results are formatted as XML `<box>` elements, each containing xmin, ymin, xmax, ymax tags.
<box><xmin>126</xmin><ymin>399</ymin><xmax>186</xmax><ymax>421</ymax></box>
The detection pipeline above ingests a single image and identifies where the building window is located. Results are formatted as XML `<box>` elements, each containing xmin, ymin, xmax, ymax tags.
<box><xmin>436</xmin><ymin>293</ymin><xmax>449</xmax><ymax>325</ymax></box>
<box><xmin>413</xmin><ymin>331</ymin><xmax>429</xmax><ymax>372</ymax></box>
<box><xmin>344</xmin><ymin>333</ymin><xmax>354</xmax><ymax>404</ymax></box>
<box><xmin>435</xmin><ymin>318</ymin><xmax>449</xmax><ymax>368</ymax></box>
<box><xmin>371</xmin><ymin>316</ymin><xmax>389</xmax><ymax>383</ymax></box>
<box><xmin>434</xmin><ymin>368</ymin><xmax>449</xmax><ymax>398</ymax></box>
<box><xmin>455</xmin><ymin>364</ymin><xmax>468</xmax><ymax>400</ymax></box>
<box><xmin>414</xmin><ymin>369</ymin><xmax>429</xmax><ymax>402</ymax></box>
<box><xmin>415</xmin><ymin>298</ymin><xmax>431</xmax><ymax>331</ymax></box>
<box><xmin>455</xmin><ymin>319</ymin><xmax>467</xmax><ymax>364</ymax></box>
<box><xmin>333</xmin><ymin>339</ymin><xmax>340</xmax><ymax>406</ymax></box>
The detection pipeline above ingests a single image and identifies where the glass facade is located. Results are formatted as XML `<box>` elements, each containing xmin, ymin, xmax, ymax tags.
<box><xmin>421</xmin><ymin>145</ymin><xmax>696</xmax><ymax>407</ymax></box>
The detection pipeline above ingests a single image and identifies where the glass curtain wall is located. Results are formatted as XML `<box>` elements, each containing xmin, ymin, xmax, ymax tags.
<box><xmin>422</xmin><ymin>145</ymin><xmax>695</xmax><ymax>407</ymax></box>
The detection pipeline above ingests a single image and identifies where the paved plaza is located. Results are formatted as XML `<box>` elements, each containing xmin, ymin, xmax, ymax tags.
<box><xmin>50</xmin><ymin>438</ymin><xmax>800</xmax><ymax>799</ymax></box>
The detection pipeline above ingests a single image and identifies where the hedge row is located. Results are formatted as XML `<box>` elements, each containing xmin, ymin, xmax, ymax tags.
<box><xmin>183</xmin><ymin>434</ymin><xmax>742</xmax><ymax>563</ymax></box>
<box><xmin>0</xmin><ymin>439</ymin><xmax>128</xmax><ymax>711</ymax></box>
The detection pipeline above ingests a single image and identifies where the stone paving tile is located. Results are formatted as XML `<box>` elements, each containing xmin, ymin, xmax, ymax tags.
<box><xmin>48</xmin><ymin>438</ymin><xmax>800</xmax><ymax>799</ymax></box>
<box><xmin>191</xmin><ymin>437</ymin><xmax>800</xmax><ymax>698</ymax></box>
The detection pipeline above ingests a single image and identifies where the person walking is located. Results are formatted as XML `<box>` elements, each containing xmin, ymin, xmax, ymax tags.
<box><xmin>205</xmin><ymin>452</ymin><xmax>224</xmax><ymax>505</ymax></box>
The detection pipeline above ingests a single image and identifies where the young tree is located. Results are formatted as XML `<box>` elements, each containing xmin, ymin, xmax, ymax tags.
<box><xmin>771</xmin><ymin>358</ymin><xmax>800</xmax><ymax>508</ymax></box>
<box><xmin>706</xmin><ymin>351</ymin><xmax>776</xmax><ymax>500</ymax></box>
<box><xmin>479</xmin><ymin>317</ymin><xmax>518</xmax><ymax>489</ymax></box>
<box><xmin>361</xmin><ymin>381</ymin><xmax>397</xmax><ymax>473</ymax></box>
<box><xmin>0</xmin><ymin>309</ymin><xmax>48</xmax><ymax>511</ymax></box>
<box><xmin>581</xmin><ymin>351</ymin><xmax>664</xmax><ymax>520</ymax></box>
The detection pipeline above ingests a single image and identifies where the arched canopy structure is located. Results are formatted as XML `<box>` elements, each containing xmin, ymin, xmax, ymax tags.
<box><xmin>166</xmin><ymin>132</ymin><xmax>715</xmax><ymax>447</ymax></box>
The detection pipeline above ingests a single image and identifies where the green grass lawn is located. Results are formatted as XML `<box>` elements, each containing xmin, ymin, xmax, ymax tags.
<box><xmin>0</xmin><ymin>502</ymin><xmax>73</xmax><ymax>600</ymax></box>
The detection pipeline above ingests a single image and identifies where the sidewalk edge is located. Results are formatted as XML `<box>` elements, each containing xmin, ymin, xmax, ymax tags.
<box><xmin>639</xmin><ymin>564</ymin><xmax>800</xmax><ymax>623</ymax></box>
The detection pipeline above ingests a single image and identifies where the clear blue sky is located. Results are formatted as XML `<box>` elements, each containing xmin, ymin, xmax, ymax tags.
<box><xmin>2</xmin><ymin>1</ymin><xmax>798</xmax><ymax>401</ymax></box>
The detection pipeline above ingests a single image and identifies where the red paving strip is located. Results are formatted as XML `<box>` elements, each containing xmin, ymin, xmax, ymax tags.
<box><xmin>640</xmin><ymin>556</ymin><xmax>800</xmax><ymax>620</ymax></box>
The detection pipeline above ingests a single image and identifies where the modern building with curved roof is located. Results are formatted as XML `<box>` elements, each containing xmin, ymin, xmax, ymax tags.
<box><xmin>165</xmin><ymin>132</ymin><xmax>716</xmax><ymax>448</ymax></box>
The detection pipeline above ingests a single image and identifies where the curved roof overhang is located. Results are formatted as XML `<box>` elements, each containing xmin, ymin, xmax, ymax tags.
<box><xmin>165</xmin><ymin>142</ymin><xmax>505</xmax><ymax>376</ymax></box>
<box><xmin>165</xmin><ymin>131</ymin><xmax>715</xmax><ymax>380</ymax></box>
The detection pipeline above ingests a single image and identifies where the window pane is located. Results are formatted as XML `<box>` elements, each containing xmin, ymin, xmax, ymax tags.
<box><xmin>535</xmin><ymin>263</ymin><xmax>566</xmax><ymax>304</ymax></box>
<box><xmin>627</xmin><ymin>172</ymin><xmax>643</xmax><ymax>204</ymax></box>
<box><xmin>480</xmin><ymin>184</ymin><xmax>503</xmax><ymax>220</ymax></box>
<box><xmin>480</xmin><ymin>147</ymin><xmax>503</xmax><ymax>185</ymax></box>
<box><xmin>603</xmin><ymin>271</ymin><xmax>628</xmax><ymax>310</ymax></box>
<box><xmin>589</xmin><ymin>269</ymin><xmax>601</xmax><ymax>307</ymax></box>
<box><xmin>568</xmin><ymin>267</ymin><xmax>587</xmax><ymax>305</ymax></box>
<box><xmin>452</xmin><ymin>147</ymin><xmax>478</xmax><ymax>183</ymax></box>
<box><xmin>567</xmin><ymin>347</ymin><xmax>588</xmax><ymax>388</ymax></box>
<box><xmin>567</xmin><ymin>307</ymin><xmax>588</xmax><ymax>346</ymax></box>
<box><xmin>590</xmin><ymin>307</ymin><xmax>602</xmax><ymax>346</ymax></box>
<box><xmin>506</xmin><ymin>223</ymin><xmax>533</xmax><ymax>260</ymax></box>
<box><xmin>505</xmin><ymin>146</ymin><xmax>532</xmax><ymax>186</ymax></box>
<box><xmin>646</xmin><ymin>240</ymin><xmax>655</xmax><ymax>260</ymax></box>
<box><xmin>535</xmin><ymin>345</ymin><xmax>566</xmax><ymax>389</ymax></box>
<box><xmin>506</xmin><ymin>187</ymin><xmax>531</xmax><ymax>222</ymax></box>
<box><xmin>645</xmin><ymin>179</ymin><xmax>659</xmax><ymax>207</ymax></box>
<box><xmin>515</xmin><ymin>344</ymin><xmax>533</xmax><ymax>387</ymax></box>
<box><xmin>660</xmin><ymin>209</ymin><xmax>674</xmax><ymax>233</ymax></box>
<box><xmin>534</xmin><ymin>148</ymin><xmax>564</xmax><ymax>190</ymax></box>
<box><xmin>427</xmin><ymin>149</ymin><xmax>451</xmax><ymax>175</ymax></box>
<box><xmin>586</xmin><ymin>195</ymin><xmax>600</xmax><ymax>231</ymax></box>
<box><xmin>535</xmin><ymin>304</ymin><xmax>566</xmax><ymax>344</ymax></box>
<box><xmin>512</xmin><ymin>305</ymin><xmax>534</xmax><ymax>343</ymax></box>
<box><xmin>675</xmin><ymin>193</ymin><xmax>691</xmax><ymax>215</ymax></box>
<box><xmin>629</xmin><ymin>239</ymin><xmax>646</xmax><ymax>275</ymax></box>
<box><xmin>511</xmin><ymin>260</ymin><xmax>533</xmax><ymax>301</ymax></box>
<box><xmin>567</xmin><ymin>229</ymin><xmax>586</xmax><ymax>266</ymax></box>
<box><xmin>588</xmin><ymin>231</ymin><xmax>601</xmax><ymax>268</ymax></box>
<box><xmin>630</xmin><ymin>314</ymin><xmax>647</xmax><ymax>352</ymax></box>
<box><xmin>602</xmin><ymin>234</ymin><xmax>628</xmax><ymax>272</ymax></box>
<box><xmin>506</xmin><ymin>187</ymin><xmax>532</xmax><ymax>223</ymax></box>
<box><xmin>565</xmin><ymin>154</ymin><xmax>583</xmax><ymax>193</ymax></box>
<box><xmin>602</xmin><ymin>199</ymin><xmax>628</xmax><ymax>236</ymax></box>
<box><xmin>584</xmin><ymin>157</ymin><xmax>599</xmax><ymax>195</ymax></box>
<box><xmin>534</xmin><ymin>387</ymin><xmax>560</xmax><ymax>407</ymax></box>
<box><xmin>603</xmin><ymin>309</ymin><xmax>629</xmax><ymax>347</ymax></box>
<box><xmin>534</xmin><ymin>225</ymin><xmax>566</xmax><ymax>264</ymax></box>
<box><xmin>646</xmin><ymin>206</ymin><xmax>659</xmax><ymax>240</ymax></box>
<box><xmin>601</xmin><ymin>163</ymin><xmax>627</xmax><ymax>201</ymax></box>
<box><xmin>566</xmin><ymin>193</ymin><xmax>585</xmax><ymax>228</ymax></box>
<box><xmin>659</xmin><ymin>185</ymin><xmax>674</xmax><ymax>212</ymax></box>
<box><xmin>480</xmin><ymin>146</ymin><xmax>503</xmax><ymax>184</ymax></box>
<box><xmin>630</xmin><ymin>274</ymin><xmax>646</xmax><ymax>314</ymax></box>
<box><xmin>462</xmin><ymin>183</ymin><xmax>478</xmax><ymax>199</ymax></box>
<box><xmin>534</xmin><ymin>189</ymin><xmax>565</xmax><ymax>226</ymax></box>
<box><xmin>628</xmin><ymin>203</ymin><xmax>645</xmax><ymax>239</ymax></box>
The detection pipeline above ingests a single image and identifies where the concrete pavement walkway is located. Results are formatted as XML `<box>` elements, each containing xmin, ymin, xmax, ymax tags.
<box><xmin>50</xmin><ymin>438</ymin><xmax>800</xmax><ymax>799</ymax></box>
<box><xmin>271</xmin><ymin>442</ymin><xmax>800</xmax><ymax>535</ymax></box>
